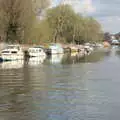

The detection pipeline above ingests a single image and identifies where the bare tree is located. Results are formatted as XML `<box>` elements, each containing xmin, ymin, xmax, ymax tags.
<box><xmin>0</xmin><ymin>0</ymin><xmax>35</xmax><ymax>43</ymax></box>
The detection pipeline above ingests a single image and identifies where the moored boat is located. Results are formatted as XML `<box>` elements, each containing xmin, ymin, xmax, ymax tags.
<box><xmin>1</xmin><ymin>44</ymin><xmax>24</xmax><ymax>61</ymax></box>
<box><xmin>28</xmin><ymin>46</ymin><xmax>46</xmax><ymax>57</ymax></box>
<box><xmin>49</xmin><ymin>43</ymin><xmax>64</xmax><ymax>54</ymax></box>
<box><xmin>84</xmin><ymin>43</ymin><xmax>94</xmax><ymax>54</ymax></box>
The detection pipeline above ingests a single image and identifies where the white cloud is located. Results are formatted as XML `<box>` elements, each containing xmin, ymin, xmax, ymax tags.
<box><xmin>97</xmin><ymin>16</ymin><xmax>120</xmax><ymax>33</ymax></box>
<box><xmin>80</xmin><ymin>0</ymin><xmax>95</xmax><ymax>13</ymax></box>
<box><xmin>51</xmin><ymin>0</ymin><xmax>120</xmax><ymax>33</ymax></box>
<box><xmin>59</xmin><ymin>0</ymin><xmax>95</xmax><ymax>13</ymax></box>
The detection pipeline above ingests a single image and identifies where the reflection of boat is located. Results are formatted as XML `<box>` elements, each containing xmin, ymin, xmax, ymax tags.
<box><xmin>76</xmin><ymin>51</ymin><xmax>85</xmax><ymax>58</ymax></box>
<box><xmin>28</xmin><ymin>56</ymin><xmax>46</xmax><ymax>66</ymax></box>
<box><xmin>71</xmin><ymin>52</ymin><xmax>78</xmax><ymax>57</ymax></box>
<box><xmin>28</xmin><ymin>46</ymin><xmax>46</xmax><ymax>57</ymax></box>
<box><xmin>49</xmin><ymin>43</ymin><xmax>64</xmax><ymax>54</ymax></box>
<box><xmin>50</xmin><ymin>54</ymin><xmax>64</xmax><ymax>64</ymax></box>
<box><xmin>1</xmin><ymin>45</ymin><xmax>24</xmax><ymax>61</ymax></box>
<box><xmin>1</xmin><ymin>60</ymin><xmax>24</xmax><ymax>69</ymax></box>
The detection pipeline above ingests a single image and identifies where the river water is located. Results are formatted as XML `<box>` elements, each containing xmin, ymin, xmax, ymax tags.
<box><xmin>0</xmin><ymin>47</ymin><xmax>120</xmax><ymax>120</ymax></box>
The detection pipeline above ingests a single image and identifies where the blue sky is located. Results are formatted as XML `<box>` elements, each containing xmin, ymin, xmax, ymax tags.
<box><xmin>51</xmin><ymin>0</ymin><xmax>120</xmax><ymax>33</ymax></box>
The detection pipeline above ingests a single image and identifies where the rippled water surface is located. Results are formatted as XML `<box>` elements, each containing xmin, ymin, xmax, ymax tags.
<box><xmin>0</xmin><ymin>47</ymin><xmax>120</xmax><ymax>120</ymax></box>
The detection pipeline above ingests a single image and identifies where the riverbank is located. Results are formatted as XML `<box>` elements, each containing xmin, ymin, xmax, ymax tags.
<box><xmin>0</xmin><ymin>42</ymin><xmax>105</xmax><ymax>62</ymax></box>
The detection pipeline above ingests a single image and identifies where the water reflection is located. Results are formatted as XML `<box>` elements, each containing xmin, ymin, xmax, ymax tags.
<box><xmin>0</xmin><ymin>61</ymin><xmax>33</xmax><ymax>120</ymax></box>
<box><xmin>71</xmin><ymin>52</ymin><xmax>78</xmax><ymax>57</ymax></box>
<box><xmin>50</xmin><ymin>54</ymin><xmax>64</xmax><ymax>64</ymax></box>
<box><xmin>114</xmin><ymin>46</ymin><xmax>120</xmax><ymax>58</ymax></box>
<box><xmin>28</xmin><ymin>56</ymin><xmax>46</xmax><ymax>66</ymax></box>
<box><xmin>116</xmin><ymin>50</ymin><xmax>120</xmax><ymax>56</ymax></box>
<box><xmin>61</xmin><ymin>50</ymin><xmax>107</xmax><ymax>64</ymax></box>
<box><xmin>0</xmin><ymin>60</ymin><xmax>24</xmax><ymax>69</ymax></box>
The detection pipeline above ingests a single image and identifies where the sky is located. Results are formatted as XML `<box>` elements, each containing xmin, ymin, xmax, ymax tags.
<box><xmin>51</xmin><ymin>0</ymin><xmax>120</xmax><ymax>33</ymax></box>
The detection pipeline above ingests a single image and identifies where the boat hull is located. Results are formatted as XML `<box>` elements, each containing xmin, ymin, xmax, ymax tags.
<box><xmin>0</xmin><ymin>57</ymin><xmax>3</xmax><ymax>62</ymax></box>
<box><xmin>29</xmin><ymin>52</ymin><xmax>46</xmax><ymax>57</ymax></box>
<box><xmin>1</xmin><ymin>54</ymin><xmax>24</xmax><ymax>61</ymax></box>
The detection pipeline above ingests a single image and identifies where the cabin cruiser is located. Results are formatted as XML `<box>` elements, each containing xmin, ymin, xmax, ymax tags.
<box><xmin>28</xmin><ymin>46</ymin><xmax>46</xmax><ymax>57</ymax></box>
<box><xmin>49</xmin><ymin>43</ymin><xmax>64</xmax><ymax>54</ymax></box>
<box><xmin>84</xmin><ymin>43</ymin><xmax>94</xmax><ymax>53</ymax></box>
<box><xmin>1</xmin><ymin>45</ymin><xmax>24</xmax><ymax>61</ymax></box>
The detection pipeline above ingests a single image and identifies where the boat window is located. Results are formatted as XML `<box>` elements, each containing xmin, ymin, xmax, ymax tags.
<box><xmin>2</xmin><ymin>51</ymin><xmax>9</xmax><ymax>53</ymax></box>
<box><xmin>29</xmin><ymin>49</ymin><xmax>34</xmax><ymax>53</ymax></box>
<box><xmin>39</xmin><ymin>49</ymin><xmax>41</xmax><ymax>52</ymax></box>
<box><xmin>6</xmin><ymin>46</ymin><xmax>15</xmax><ymax>49</ymax></box>
<box><xmin>11</xmin><ymin>51</ymin><xmax>17</xmax><ymax>54</ymax></box>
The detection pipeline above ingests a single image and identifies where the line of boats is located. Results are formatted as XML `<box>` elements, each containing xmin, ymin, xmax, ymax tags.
<box><xmin>0</xmin><ymin>43</ymin><xmax>104</xmax><ymax>62</ymax></box>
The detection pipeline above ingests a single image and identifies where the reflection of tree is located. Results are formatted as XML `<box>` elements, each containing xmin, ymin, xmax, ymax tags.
<box><xmin>61</xmin><ymin>51</ymin><xmax>106</xmax><ymax>64</ymax></box>
<box><xmin>115</xmin><ymin>49</ymin><xmax>120</xmax><ymax>58</ymax></box>
<box><xmin>104</xmin><ymin>49</ymin><xmax>111</xmax><ymax>57</ymax></box>
<box><xmin>43</xmin><ymin>56</ymin><xmax>88</xmax><ymax>120</ymax></box>
<box><xmin>79</xmin><ymin>51</ymin><xmax>106</xmax><ymax>63</ymax></box>
<box><xmin>62</xmin><ymin>53</ymin><xmax>79</xmax><ymax>64</ymax></box>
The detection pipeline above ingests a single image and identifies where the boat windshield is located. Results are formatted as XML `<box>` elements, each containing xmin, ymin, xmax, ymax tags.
<box><xmin>6</xmin><ymin>45</ymin><xmax>20</xmax><ymax>50</ymax></box>
<box><xmin>34</xmin><ymin>46</ymin><xmax>44</xmax><ymax>49</ymax></box>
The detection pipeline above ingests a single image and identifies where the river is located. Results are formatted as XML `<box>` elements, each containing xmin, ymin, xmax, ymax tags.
<box><xmin>0</xmin><ymin>47</ymin><xmax>120</xmax><ymax>120</ymax></box>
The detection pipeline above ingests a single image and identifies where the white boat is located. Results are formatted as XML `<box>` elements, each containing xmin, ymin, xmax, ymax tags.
<box><xmin>96</xmin><ymin>43</ymin><xmax>103</xmax><ymax>48</ymax></box>
<box><xmin>1</xmin><ymin>45</ymin><xmax>24</xmax><ymax>61</ymax></box>
<box><xmin>49</xmin><ymin>43</ymin><xmax>64</xmax><ymax>54</ymax></box>
<box><xmin>84</xmin><ymin>43</ymin><xmax>94</xmax><ymax>52</ymax></box>
<box><xmin>28</xmin><ymin>46</ymin><xmax>46</xmax><ymax>57</ymax></box>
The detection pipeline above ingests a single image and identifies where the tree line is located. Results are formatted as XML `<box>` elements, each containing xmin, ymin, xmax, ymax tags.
<box><xmin>0</xmin><ymin>0</ymin><xmax>103</xmax><ymax>44</ymax></box>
